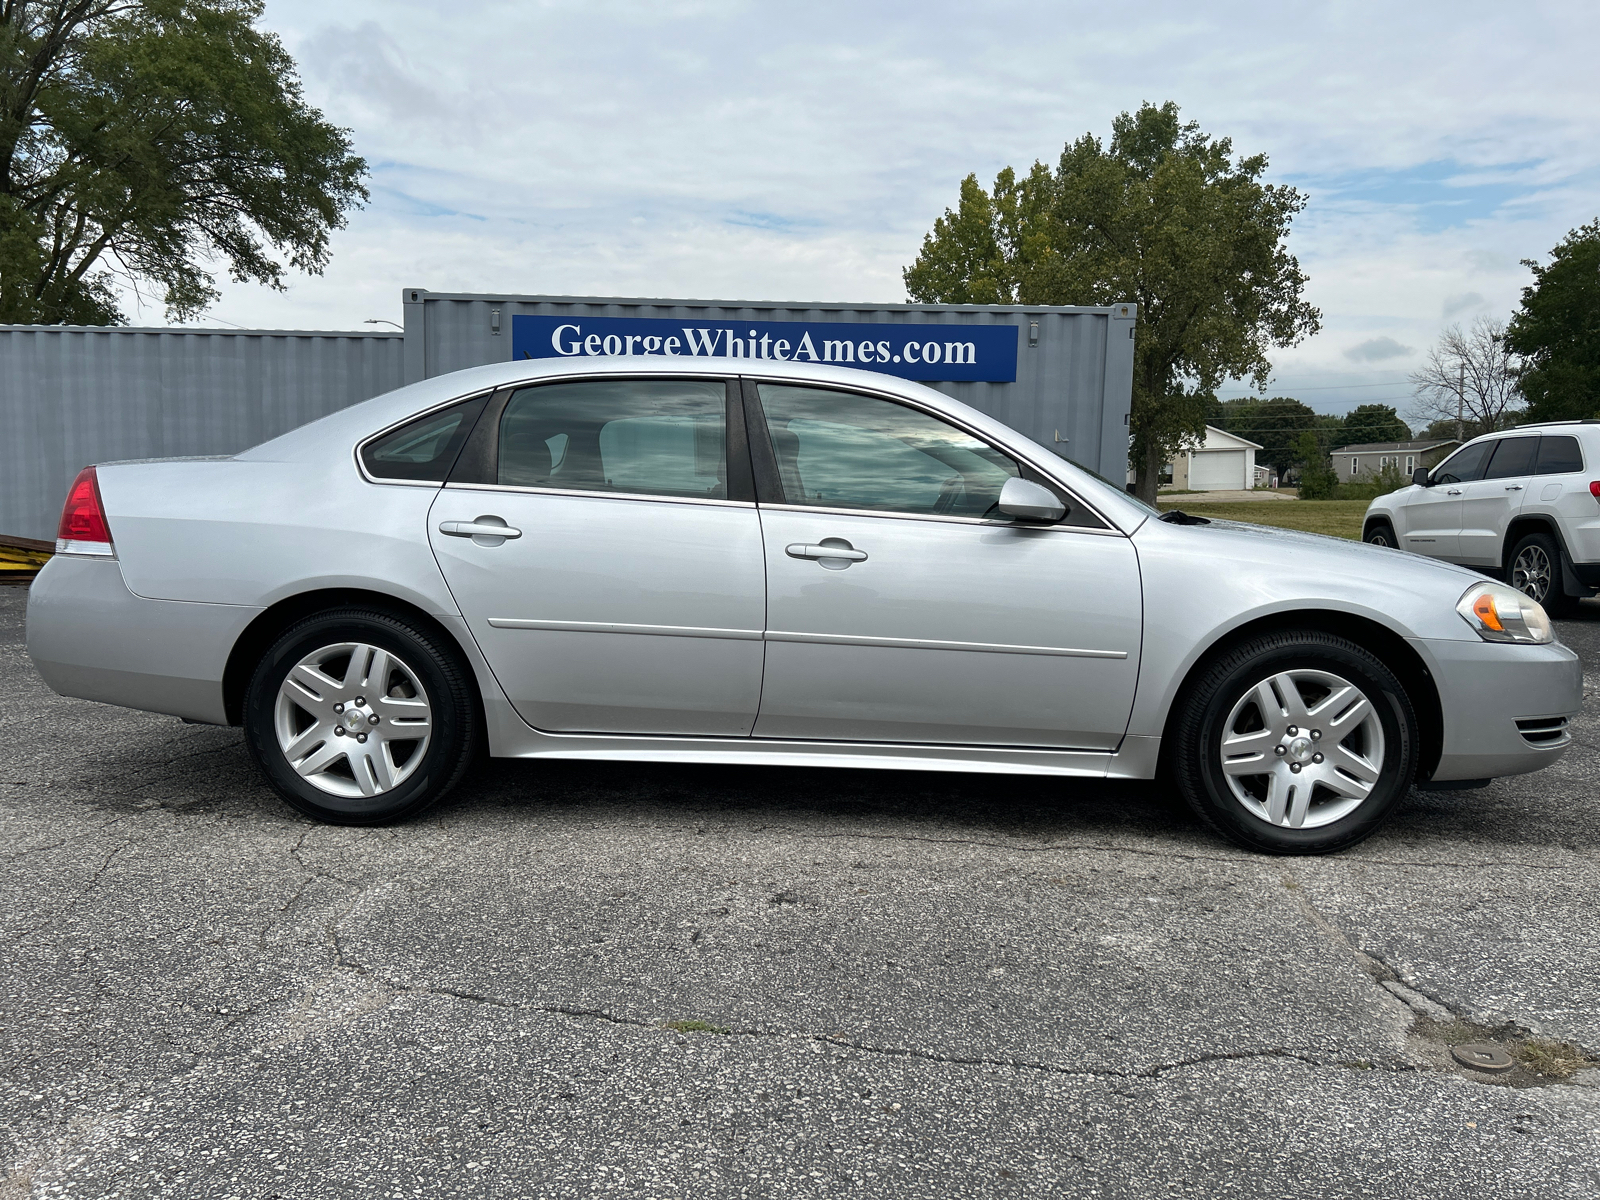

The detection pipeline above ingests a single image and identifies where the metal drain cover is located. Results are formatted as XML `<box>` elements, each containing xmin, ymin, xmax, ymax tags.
<box><xmin>1451</xmin><ymin>1043</ymin><xmax>1515</xmax><ymax>1072</ymax></box>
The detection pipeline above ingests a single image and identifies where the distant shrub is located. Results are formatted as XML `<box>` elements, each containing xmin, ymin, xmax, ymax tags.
<box><xmin>1333</xmin><ymin>463</ymin><xmax>1408</xmax><ymax>502</ymax></box>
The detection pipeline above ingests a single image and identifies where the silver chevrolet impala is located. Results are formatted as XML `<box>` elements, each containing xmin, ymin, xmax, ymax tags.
<box><xmin>25</xmin><ymin>359</ymin><xmax>1582</xmax><ymax>853</ymax></box>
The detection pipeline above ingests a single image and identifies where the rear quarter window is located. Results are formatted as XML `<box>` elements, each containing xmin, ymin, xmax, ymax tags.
<box><xmin>361</xmin><ymin>396</ymin><xmax>488</xmax><ymax>482</ymax></box>
<box><xmin>1535</xmin><ymin>435</ymin><xmax>1585</xmax><ymax>475</ymax></box>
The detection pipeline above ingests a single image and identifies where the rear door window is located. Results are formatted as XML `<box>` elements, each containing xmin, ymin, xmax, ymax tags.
<box><xmin>1432</xmin><ymin>441</ymin><xmax>1494</xmax><ymax>484</ymax></box>
<box><xmin>1482</xmin><ymin>437</ymin><xmax>1539</xmax><ymax>479</ymax></box>
<box><xmin>1535</xmin><ymin>435</ymin><xmax>1585</xmax><ymax>475</ymax></box>
<box><xmin>497</xmin><ymin>379</ymin><xmax>727</xmax><ymax>499</ymax></box>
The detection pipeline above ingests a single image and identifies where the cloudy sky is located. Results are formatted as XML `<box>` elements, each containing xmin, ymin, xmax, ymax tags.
<box><xmin>162</xmin><ymin>0</ymin><xmax>1600</xmax><ymax>421</ymax></box>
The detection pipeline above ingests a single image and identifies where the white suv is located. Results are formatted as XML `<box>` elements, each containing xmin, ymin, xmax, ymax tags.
<box><xmin>1363</xmin><ymin>422</ymin><xmax>1600</xmax><ymax>615</ymax></box>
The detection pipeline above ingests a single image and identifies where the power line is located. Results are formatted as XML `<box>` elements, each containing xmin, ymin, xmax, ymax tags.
<box><xmin>1216</xmin><ymin>380</ymin><xmax>1418</xmax><ymax>393</ymax></box>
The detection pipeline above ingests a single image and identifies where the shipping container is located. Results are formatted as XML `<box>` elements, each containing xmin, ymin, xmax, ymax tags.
<box><xmin>0</xmin><ymin>326</ymin><xmax>403</xmax><ymax>540</ymax></box>
<box><xmin>0</xmin><ymin>289</ymin><xmax>1134</xmax><ymax>541</ymax></box>
<box><xmin>402</xmin><ymin>289</ymin><xmax>1136</xmax><ymax>483</ymax></box>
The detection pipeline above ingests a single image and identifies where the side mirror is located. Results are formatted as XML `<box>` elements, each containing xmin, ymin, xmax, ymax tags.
<box><xmin>1412</xmin><ymin>468</ymin><xmax>1432</xmax><ymax>487</ymax></box>
<box><xmin>997</xmin><ymin>477</ymin><xmax>1065</xmax><ymax>522</ymax></box>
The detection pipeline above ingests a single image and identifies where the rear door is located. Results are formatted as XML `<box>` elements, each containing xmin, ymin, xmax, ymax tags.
<box><xmin>1394</xmin><ymin>440</ymin><xmax>1494</xmax><ymax>560</ymax></box>
<box><xmin>1458</xmin><ymin>436</ymin><xmax>1538</xmax><ymax>566</ymax></box>
<box><xmin>429</xmin><ymin>376</ymin><xmax>767</xmax><ymax>736</ymax></box>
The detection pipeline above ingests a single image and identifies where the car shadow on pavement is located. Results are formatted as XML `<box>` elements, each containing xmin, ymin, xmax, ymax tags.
<box><xmin>452</xmin><ymin>755</ymin><xmax>1204</xmax><ymax>848</ymax></box>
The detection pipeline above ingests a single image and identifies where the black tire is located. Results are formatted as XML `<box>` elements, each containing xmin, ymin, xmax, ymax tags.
<box><xmin>243</xmin><ymin>607</ymin><xmax>480</xmax><ymax>825</ymax></box>
<box><xmin>1507</xmin><ymin>530</ymin><xmax>1580</xmax><ymax>617</ymax></box>
<box><xmin>1171</xmin><ymin>630</ymin><xmax>1418</xmax><ymax>855</ymax></box>
<box><xmin>1364</xmin><ymin>520</ymin><xmax>1397</xmax><ymax>548</ymax></box>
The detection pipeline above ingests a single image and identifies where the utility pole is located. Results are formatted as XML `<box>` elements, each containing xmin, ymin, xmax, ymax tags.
<box><xmin>1456</xmin><ymin>363</ymin><xmax>1464</xmax><ymax>442</ymax></box>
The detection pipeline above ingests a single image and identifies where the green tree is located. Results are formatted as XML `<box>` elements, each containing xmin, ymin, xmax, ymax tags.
<box><xmin>1337</xmin><ymin>403</ymin><xmax>1411</xmax><ymax>446</ymax></box>
<box><xmin>1415</xmin><ymin>417</ymin><xmax>1467</xmax><ymax>445</ymax></box>
<box><xmin>1293</xmin><ymin>429</ymin><xmax>1337</xmax><ymax>500</ymax></box>
<box><xmin>1506</xmin><ymin>219</ymin><xmax>1600</xmax><ymax>422</ymax></box>
<box><xmin>0</xmin><ymin>0</ymin><xmax>368</xmax><ymax>324</ymax></box>
<box><xmin>903</xmin><ymin>101</ymin><xmax>1320</xmax><ymax>502</ymax></box>
<box><xmin>1225</xmin><ymin>396</ymin><xmax>1319</xmax><ymax>474</ymax></box>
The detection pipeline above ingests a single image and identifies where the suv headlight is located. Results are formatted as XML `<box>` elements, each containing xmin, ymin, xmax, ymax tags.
<box><xmin>1456</xmin><ymin>582</ymin><xmax>1553</xmax><ymax>645</ymax></box>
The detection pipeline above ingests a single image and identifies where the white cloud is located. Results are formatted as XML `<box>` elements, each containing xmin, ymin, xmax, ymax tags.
<box><xmin>139</xmin><ymin>0</ymin><xmax>1600</xmax><ymax>415</ymax></box>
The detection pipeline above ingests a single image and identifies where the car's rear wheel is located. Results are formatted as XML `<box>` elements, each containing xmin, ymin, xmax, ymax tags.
<box><xmin>1364</xmin><ymin>520</ymin><xmax>1397</xmax><ymax>548</ymax></box>
<box><xmin>1508</xmin><ymin>530</ymin><xmax>1579</xmax><ymax>617</ymax></box>
<box><xmin>244</xmin><ymin>608</ymin><xmax>479</xmax><ymax>825</ymax></box>
<box><xmin>1171</xmin><ymin>631</ymin><xmax>1417</xmax><ymax>855</ymax></box>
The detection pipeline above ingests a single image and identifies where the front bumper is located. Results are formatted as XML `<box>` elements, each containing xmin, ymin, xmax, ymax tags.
<box><xmin>1411</xmin><ymin>635</ymin><xmax>1584</xmax><ymax>782</ymax></box>
<box><xmin>26</xmin><ymin>555</ymin><xmax>260</xmax><ymax>725</ymax></box>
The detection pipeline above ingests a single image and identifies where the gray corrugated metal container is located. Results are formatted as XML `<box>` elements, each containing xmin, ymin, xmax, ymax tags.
<box><xmin>400</xmin><ymin>288</ymin><xmax>1136</xmax><ymax>481</ymax></box>
<box><xmin>0</xmin><ymin>326</ymin><xmax>404</xmax><ymax>540</ymax></box>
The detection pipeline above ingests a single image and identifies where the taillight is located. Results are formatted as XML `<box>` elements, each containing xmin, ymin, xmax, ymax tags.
<box><xmin>1589</xmin><ymin>481</ymin><xmax>1600</xmax><ymax>499</ymax></box>
<box><xmin>56</xmin><ymin>466</ymin><xmax>115</xmax><ymax>556</ymax></box>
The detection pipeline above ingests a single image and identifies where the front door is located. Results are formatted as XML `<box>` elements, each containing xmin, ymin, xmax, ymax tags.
<box><xmin>1396</xmin><ymin>439</ymin><xmax>1496</xmax><ymax>560</ymax></box>
<box><xmin>430</xmin><ymin>377</ymin><xmax>766</xmax><ymax>736</ymax></box>
<box><xmin>1457</xmin><ymin>436</ymin><xmax>1537</xmax><ymax>566</ymax></box>
<box><xmin>747</xmin><ymin>382</ymin><xmax>1142</xmax><ymax>749</ymax></box>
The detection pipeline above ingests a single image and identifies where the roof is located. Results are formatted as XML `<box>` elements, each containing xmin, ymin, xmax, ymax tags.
<box><xmin>1331</xmin><ymin>438</ymin><xmax>1458</xmax><ymax>454</ymax></box>
<box><xmin>1195</xmin><ymin>424</ymin><xmax>1263</xmax><ymax>451</ymax></box>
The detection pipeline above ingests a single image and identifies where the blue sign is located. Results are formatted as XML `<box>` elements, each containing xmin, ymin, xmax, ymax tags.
<box><xmin>511</xmin><ymin>314</ymin><xmax>1018</xmax><ymax>383</ymax></box>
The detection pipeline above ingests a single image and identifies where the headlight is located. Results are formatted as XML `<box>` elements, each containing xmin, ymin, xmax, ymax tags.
<box><xmin>1455</xmin><ymin>582</ymin><xmax>1553</xmax><ymax>644</ymax></box>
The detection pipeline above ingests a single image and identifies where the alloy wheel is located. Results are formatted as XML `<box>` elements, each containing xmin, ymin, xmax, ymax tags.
<box><xmin>1217</xmin><ymin>669</ymin><xmax>1386</xmax><ymax>830</ymax></box>
<box><xmin>273</xmin><ymin>642</ymin><xmax>433</xmax><ymax>798</ymax></box>
<box><xmin>1512</xmin><ymin>544</ymin><xmax>1553</xmax><ymax>604</ymax></box>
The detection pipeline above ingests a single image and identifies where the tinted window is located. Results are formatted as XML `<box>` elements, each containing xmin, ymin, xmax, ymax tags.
<box><xmin>1536</xmin><ymin>435</ymin><xmax>1585</xmax><ymax>475</ymax></box>
<box><xmin>757</xmin><ymin>384</ymin><xmax>1020</xmax><ymax>517</ymax></box>
<box><xmin>361</xmin><ymin>396</ymin><xmax>487</xmax><ymax>481</ymax></box>
<box><xmin>498</xmin><ymin>380</ymin><xmax>726</xmax><ymax>499</ymax></box>
<box><xmin>1432</xmin><ymin>441</ymin><xmax>1494</xmax><ymax>484</ymax></box>
<box><xmin>1482</xmin><ymin>437</ymin><xmax>1539</xmax><ymax>479</ymax></box>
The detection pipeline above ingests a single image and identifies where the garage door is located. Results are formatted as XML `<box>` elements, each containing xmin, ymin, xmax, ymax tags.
<box><xmin>1190</xmin><ymin>450</ymin><xmax>1246</xmax><ymax>490</ymax></box>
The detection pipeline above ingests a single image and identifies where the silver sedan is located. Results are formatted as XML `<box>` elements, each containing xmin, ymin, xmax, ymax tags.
<box><xmin>25</xmin><ymin>358</ymin><xmax>1582</xmax><ymax>853</ymax></box>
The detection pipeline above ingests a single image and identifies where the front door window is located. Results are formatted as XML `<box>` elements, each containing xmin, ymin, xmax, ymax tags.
<box><xmin>757</xmin><ymin>384</ymin><xmax>1021</xmax><ymax>518</ymax></box>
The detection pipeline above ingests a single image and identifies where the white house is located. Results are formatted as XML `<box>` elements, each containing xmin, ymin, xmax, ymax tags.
<box><xmin>1165</xmin><ymin>425</ymin><xmax>1263</xmax><ymax>491</ymax></box>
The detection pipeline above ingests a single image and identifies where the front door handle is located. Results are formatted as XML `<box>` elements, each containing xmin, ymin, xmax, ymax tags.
<box><xmin>1445</xmin><ymin>488</ymin><xmax>1462</xmax><ymax>495</ymax></box>
<box><xmin>786</xmin><ymin>539</ymin><xmax>867</xmax><ymax>569</ymax></box>
<box><xmin>439</xmin><ymin>517</ymin><xmax>522</xmax><ymax>543</ymax></box>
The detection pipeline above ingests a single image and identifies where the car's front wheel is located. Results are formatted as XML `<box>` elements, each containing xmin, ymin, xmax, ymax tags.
<box><xmin>244</xmin><ymin>608</ymin><xmax>480</xmax><ymax>825</ymax></box>
<box><xmin>1363</xmin><ymin>519</ymin><xmax>1397</xmax><ymax>548</ymax></box>
<box><xmin>1171</xmin><ymin>631</ymin><xmax>1417</xmax><ymax>854</ymax></box>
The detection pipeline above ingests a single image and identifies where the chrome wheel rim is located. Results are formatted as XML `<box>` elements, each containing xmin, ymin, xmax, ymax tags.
<box><xmin>273</xmin><ymin>642</ymin><xmax>432</xmax><ymax>799</ymax></box>
<box><xmin>1218</xmin><ymin>669</ymin><xmax>1386</xmax><ymax>830</ymax></box>
<box><xmin>1512</xmin><ymin>545</ymin><xmax>1552</xmax><ymax>603</ymax></box>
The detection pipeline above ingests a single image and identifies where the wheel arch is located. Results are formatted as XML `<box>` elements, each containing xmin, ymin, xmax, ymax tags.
<box><xmin>1502</xmin><ymin>513</ymin><xmax>1568</xmax><ymax>574</ymax></box>
<box><xmin>1362</xmin><ymin>512</ymin><xmax>1397</xmax><ymax>541</ymax></box>
<box><xmin>1156</xmin><ymin>608</ymin><xmax>1445</xmax><ymax>784</ymax></box>
<box><xmin>222</xmin><ymin>588</ymin><xmax>482</xmax><ymax>728</ymax></box>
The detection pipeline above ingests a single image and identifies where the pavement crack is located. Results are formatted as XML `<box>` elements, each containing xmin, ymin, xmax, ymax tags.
<box><xmin>808</xmin><ymin>1035</ymin><xmax>1328</xmax><ymax>1079</ymax></box>
<box><xmin>9</xmin><ymin>837</ymin><xmax>138</xmax><ymax>943</ymax></box>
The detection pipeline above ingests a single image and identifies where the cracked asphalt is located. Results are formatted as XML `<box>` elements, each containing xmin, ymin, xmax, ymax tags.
<box><xmin>2</xmin><ymin>584</ymin><xmax>1599</xmax><ymax>1199</ymax></box>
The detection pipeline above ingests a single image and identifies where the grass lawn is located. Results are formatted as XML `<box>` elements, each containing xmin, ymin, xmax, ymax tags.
<box><xmin>1155</xmin><ymin>498</ymin><xmax>1369</xmax><ymax>540</ymax></box>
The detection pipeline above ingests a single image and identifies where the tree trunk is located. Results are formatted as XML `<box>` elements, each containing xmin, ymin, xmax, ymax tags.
<box><xmin>1133</xmin><ymin>439</ymin><xmax>1164</xmax><ymax>505</ymax></box>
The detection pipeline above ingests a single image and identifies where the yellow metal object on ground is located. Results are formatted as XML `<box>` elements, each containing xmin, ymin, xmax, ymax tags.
<box><xmin>0</xmin><ymin>534</ymin><xmax>53</xmax><ymax>584</ymax></box>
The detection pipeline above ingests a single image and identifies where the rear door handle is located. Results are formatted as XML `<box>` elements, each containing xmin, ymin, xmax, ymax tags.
<box><xmin>1504</xmin><ymin>484</ymin><xmax>1524</xmax><ymax>491</ymax></box>
<box><xmin>439</xmin><ymin>518</ymin><xmax>522</xmax><ymax>541</ymax></box>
